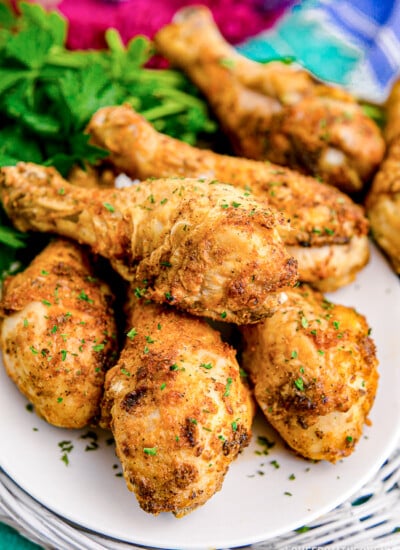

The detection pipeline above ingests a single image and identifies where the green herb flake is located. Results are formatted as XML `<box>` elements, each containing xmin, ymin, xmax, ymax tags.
<box><xmin>77</xmin><ymin>290</ymin><xmax>94</xmax><ymax>304</ymax></box>
<box><xmin>103</xmin><ymin>202</ymin><xmax>115</xmax><ymax>212</ymax></box>
<box><xmin>294</xmin><ymin>377</ymin><xmax>304</xmax><ymax>391</ymax></box>
<box><xmin>296</xmin><ymin>526</ymin><xmax>310</xmax><ymax>534</ymax></box>
<box><xmin>143</xmin><ymin>447</ymin><xmax>157</xmax><ymax>456</ymax></box>
<box><xmin>92</xmin><ymin>343</ymin><xmax>105</xmax><ymax>352</ymax></box>
<box><xmin>134</xmin><ymin>286</ymin><xmax>147</xmax><ymax>299</ymax></box>
<box><xmin>200</xmin><ymin>362</ymin><xmax>213</xmax><ymax>370</ymax></box>
<box><xmin>257</xmin><ymin>435</ymin><xmax>276</xmax><ymax>451</ymax></box>
<box><xmin>219</xmin><ymin>57</ymin><xmax>235</xmax><ymax>69</ymax></box>
<box><xmin>223</xmin><ymin>377</ymin><xmax>233</xmax><ymax>397</ymax></box>
<box><xmin>127</xmin><ymin>327</ymin><xmax>137</xmax><ymax>339</ymax></box>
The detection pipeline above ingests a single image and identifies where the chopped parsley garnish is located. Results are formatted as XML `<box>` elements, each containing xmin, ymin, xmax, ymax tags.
<box><xmin>301</xmin><ymin>316</ymin><xmax>308</xmax><ymax>328</ymax></box>
<box><xmin>92</xmin><ymin>343</ymin><xmax>105</xmax><ymax>352</ymax></box>
<box><xmin>103</xmin><ymin>202</ymin><xmax>115</xmax><ymax>212</ymax></box>
<box><xmin>143</xmin><ymin>447</ymin><xmax>157</xmax><ymax>456</ymax></box>
<box><xmin>126</xmin><ymin>327</ymin><xmax>138</xmax><ymax>339</ymax></box>
<box><xmin>223</xmin><ymin>377</ymin><xmax>233</xmax><ymax>397</ymax></box>
<box><xmin>59</xmin><ymin>440</ymin><xmax>73</xmax><ymax>466</ymax></box>
<box><xmin>77</xmin><ymin>290</ymin><xmax>94</xmax><ymax>304</ymax></box>
<box><xmin>294</xmin><ymin>377</ymin><xmax>304</xmax><ymax>391</ymax></box>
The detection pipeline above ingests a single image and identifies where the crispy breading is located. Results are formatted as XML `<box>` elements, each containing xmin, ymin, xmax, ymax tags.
<box><xmin>365</xmin><ymin>81</ymin><xmax>400</xmax><ymax>273</ymax></box>
<box><xmin>0</xmin><ymin>238</ymin><xmax>117</xmax><ymax>428</ymax></box>
<box><xmin>0</xmin><ymin>162</ymin><xmax>297</xmax><ymax>324</ymax></box>
<box><xmin>100</xmin><ymin>299</ymin><xmax>254</xmax><ymax>517</ymax></box>
<box><xmin>240</xmin><ymin>284</ymin><xmax>378</xmax><ymax>463</ymax></box>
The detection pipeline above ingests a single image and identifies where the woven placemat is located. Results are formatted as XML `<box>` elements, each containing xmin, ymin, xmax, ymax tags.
<box><xmin>1</xmin><ymin>440</ymin><xmax>399</xmax><ymax>550</ymax></box>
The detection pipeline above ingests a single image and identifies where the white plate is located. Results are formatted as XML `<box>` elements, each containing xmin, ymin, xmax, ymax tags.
<box><xmin>1</xmin><ymin>243</ymin><xmax>400</xmax><ymax>550</ymax></box>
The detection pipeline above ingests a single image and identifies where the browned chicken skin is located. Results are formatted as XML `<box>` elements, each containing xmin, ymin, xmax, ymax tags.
<box><xmin>0</xmin><ymin>162</ymin><xmax>297</xmax><ymax>324</ymax></box>
<box><xmin>87</xmin><ymin>105</ymin><xmax>370</xmax><ymax>291</ymax></box>
<box><xmin>0</xmin><ymin>238</ymin><xmax>117</xmax><ymax>428</ymax></box>
<box><xmin>100</xmin><ymin>299</ymin><xmax>254</xmax><ymax>517</ymax></box>
<box><xmin>365</xmin><ymin>80</ymin><xmax>400</xmax><ymax>273</ymax></box>
<box><xmin>68</xmin><ymin>163</ymin><xmax>117</xmax><ymax>189</ymax></box>
<box><xmin>154</xmin><ymin>5</ymin><xmax>385</xmax><ymax>193</ymax></box>
<box><xmin>240</xmin><ymin>284</ymin><xmax>378</xmax><ymax>463</ymax></box>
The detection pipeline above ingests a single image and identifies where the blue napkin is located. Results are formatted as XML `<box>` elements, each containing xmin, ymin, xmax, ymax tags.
<box><xmin>238</xmin><ymin>0</ymin><xmax>400</xmax><ymax>103</ymax></box>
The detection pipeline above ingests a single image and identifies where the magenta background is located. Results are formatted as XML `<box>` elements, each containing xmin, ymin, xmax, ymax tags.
<box><xmin>13</xmin><ymin>0</ymin><xmax>290</xmax><ymax>49</ymax></box>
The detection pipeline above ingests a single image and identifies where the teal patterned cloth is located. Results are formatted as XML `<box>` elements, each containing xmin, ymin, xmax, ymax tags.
<box><xmin>237</xmin><ymin>1</ymin><xmax>361</xmax><ymax>86</ymax></box>
<box><xmin>0</xmin><ymin>523</ymin><xmax>42</xmax><ymax>549</ymax></box>
<box><xmin>238</xmin><ymin>0</ymin><xmax>400</xmax><ymax>103</ymax></box>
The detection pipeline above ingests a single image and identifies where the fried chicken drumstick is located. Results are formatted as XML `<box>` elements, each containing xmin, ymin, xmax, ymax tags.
<box><xmin>240</xmin><ymin>284</ymin><xmax>378</xmax><ymax>463</ymax></box>
<box><xmin>154</xmin><ymin>6</ymin><xmax>385</xmax><ymax>193</ymax></box>
<box><xmin>100</xmin><ymin>298</ymin><xmax>254</xmax><ymax>517</ymax></box>
<box><xmin>88</xmin><ymin>105</ymin><xmax>370</xmax><ymax>292</ymax></box>
<box><xmin>0</xmin><ymin>238</ymin><xmax>117</xmax><ymax>428</ymax></box>
<box><xmin>365</xmin><ymin>80</ymin><xmax>400</xmax><ymax>273</ymax></box>
<box><xmin>0</xmin><ymin>163</ymin><xmax>297</xmax><ymax>324</ymax></box>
